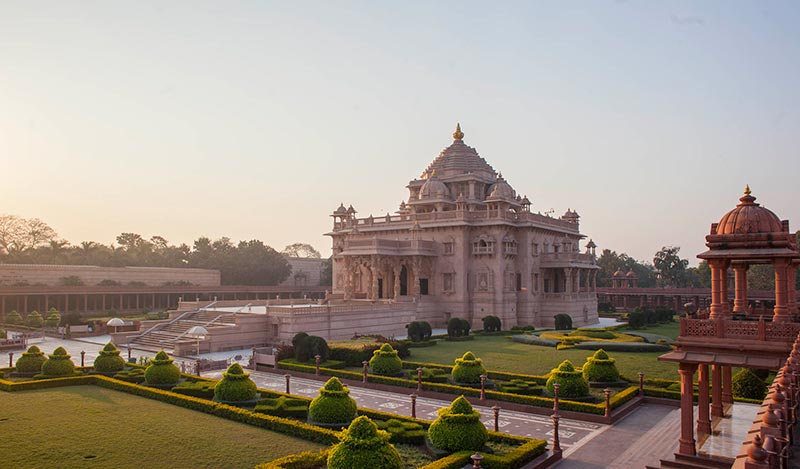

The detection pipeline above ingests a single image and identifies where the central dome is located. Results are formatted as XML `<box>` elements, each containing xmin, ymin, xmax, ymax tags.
<box><xmin>717</xmin><ymin>186</ymin><xmax>782</xmax><ymax>235</ymax></box>
<box><xmin>423</xmin><ymin>124</ymin><xmax>496</xmax><ymax>179</ymax></box>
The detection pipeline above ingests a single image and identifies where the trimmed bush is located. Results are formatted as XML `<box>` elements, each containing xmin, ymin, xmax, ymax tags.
<box><xmin>45</xmin><ymin>310</ymin><xmax>61</xmax><ymax>328</ymax></box>
<box><xmin>554</xmin><ymin>314</ymin><xmax>572</xmax><ymax>330</ymax></box>
<box><xmin>255</xmin><ymin>396</ymin><xmax>310</xmax><ymax>419</ymax></box>
<box><xmin>40</xmin><ymin>346</ymin><xmax>76</xmax><ymax>377</ymax></box>
<box><xmin>512</xmin><ymin>335</ymin><xmax>558</xmax><ymax>347</ymax></box>
<box><xmin>25</xmin><ymin>311</ymin><xmax>43</xmax><ymax>328</ymax></box>
<box><xmin>93</xmin><ymin>342</ymin><xmax>126</xmax><ymax>373</ymax></box>
<box><xmin>627</xmin><ymin>311</ymin><xmax>645</xmax><ymax>329</ymax></box>
<box><xmin>171</xmin><ymin>380</ymin><xmax>216</xmax><ymax>399</ymax></box>
<box><xmin>15</xmin><ymin>345</ymin><xmax>47</xmax><ymax>373</ymax></box>
<box><xmin>375</xmin><ymin>419</ymin><xmax>426</xmax><ymax>445</ymax></box>
<box><xmin>482</xmin><ymin>315</ymin><xmax>501</xmax><ymax>332</ymax></box>
<box><xmin>369</xmin><ymin>343</ymin><xmax>403</xmax><ymax>376</ymax></box>
<box><xmin>546</xmin><ymin>360</ymin><xmax>589</xmax><ymax>398</ymax></box>
<box><xmin>214</xmin><ymin>363</ymin><xmax>258</xmax><ymax>402</ymax></box>
<box><xmin>451</xmin><ymin>351</ymin><xmax>487</xmax><ymax>385</ymax></box>
<box><xmin>582</xmin><ymin>349</ymin><xmax>621</xmax><ymax>383</ymax></box>
<box><xmin>327</xmin><ymin>416</ymin><xmax>402</xmax><ymax>469</ymax></box>
<box><xmin>112</xmin><ymin>368</ymin><xmax>145</xmax><ymax>384</ymax></box>
<box><xmin>571</xmin><ymin>329</ymin><xmax>615</xmax><ymax>340</ymax></box>
<box><xmin>407</xmin><ymin>321</ymin><xmax>432</xmax><ymax>342</ymax></box>
<box><xmin>144</xmin><ymin>350</ymin><xmax>181</xmax><ymax>386</ymax></box>
<box><xmin>428</xmin><ymin>395</ymin><xmax>488</xmax><ymax>452</ymax></box>
<box><xmin>296</xmin><ymin>335</ymin><xmax>329</xmax><ymax>363</ymax></box>
<box><xmin>292</xmin><ymin>332</ymin><xmax>309</xmax><ymax>348</ymax></box>
<box><xmin>420</xmin><ymin>367</ymin><xmax>449</xmax><ymax>383</ymax></box>
<box><xmin>6</xmin><ymin>310</ymin><xmax>23</xmax><ymax>325</ymax></box>
<box><xmin>308</xmin><ymin>377</ymin><xmax>358</xmax><ymax>426</ymax></box>
<box><xmin>732</xmin><ymin>368</ymin><xmax>767</xmax><ymax>401</ymax></box>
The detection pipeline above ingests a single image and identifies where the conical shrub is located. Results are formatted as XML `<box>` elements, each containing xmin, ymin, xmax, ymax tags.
<box><xmin>26</xmin><ymin>311</ymin><xmax>43</xmax><ymax>328</ymax></box>
<box><xmin>369</xmin><ymin>343</ymin><xmax>402</xmax><ymax>376</ymax></box>
<box><xmin>144</xmin><ymin>350</ymin><xmax>180</xmax><ymax>385</ymax></box>
<box><xmin>214</xmin><ymin>363</ymin><xmax>258</xmax><ymax>402</ymax></box>
<box><xmin>428</xmin><ymin>395</ymin><xmax>488</xmax><ymax>452</ymax></box>
<box><xmin>5</xmin><ymin>310</ymin><xmax>23</xmax><ymax>325</ymax></box>
<box><xmin>15</xmin><ymin>345</ymin><xmax>46</xmax><ymax>373</ymax></box>
<box><xmin>546</xmin><ymin>360</ymin><xmax>589</xmax><ymax>398</ymax></box>
<box><xmin>94</xmin><ymin>342</ymin><xmax>126</xmax><ymax>373</ymax></box>
<box><xmin>41</xmin><ymin>346</ymin><xmax>76</xmax><ymax>377</ymax></box>
<box><xmin>451</xmin><ymin>351</ymin><xmax>486</xmax><ymax>384</ymax></box>
<box><xmin>582</xmin><ymin>349</ymin><xmax>620</xmax><ymax>383</ymax></box>
<box><xmin>308</xmin><ymin>377</ymin><xmax>358</xmax><ymax>425</ymax></box>
<box><xmin>327</xmin><ymin>416</ymin><xmax>401</xmax><ymax>469</ymax></box>
<box><xmin>732</xmin><ymin>368</ymin><xmax>767</xmax><ymax>400</ymax></box>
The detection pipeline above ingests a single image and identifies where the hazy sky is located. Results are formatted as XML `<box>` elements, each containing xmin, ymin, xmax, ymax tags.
<box><xmin>1</xmin><ymin>1</ymin><xmax>798</xmax><ymax>265</ymax></box>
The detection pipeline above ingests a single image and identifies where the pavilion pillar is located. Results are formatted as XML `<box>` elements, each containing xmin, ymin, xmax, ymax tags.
<box><xmin>720</xmin><ymin>261</ymin><xmax>731</xmax><ymax>316</ymax></box>
<box><xmin>0</xmin><ymin>296</ymin><xmax>4</xmax><ymax>321</ymax></box>
<box><xmin>678</xmin><ymin>362</ymin><xmax>698</xmax><ymax>455</ymax></box>
<box><xmin>733</xmin><ymin>264</ymin><xmax>749</xmax><ymax>314</ymax></box>
<box><xmin>711</xmin><ymin>364</ymin><xmax>724</xmax><ymax>417</ymax></box>
<box><xmin>697</xmin><ymin>364</ymin><xmax>711</xmax><ymax>434</ymax></box>
<box><xmin>709</xmin><ymin>260</ymin><xmax>724</xmax><ymax>319</ymax></box>
<box><xmin>773</xmin><ymin>259</ymin><xmax>790</xmax><ymax>322</ymax></box>
<box><xmin>722</xmin><ymin>366</ymin><xmax>733</xmax><ymax>411</ymax></box>
<box><xmin>788</xmin><ymin>263</ymin><xmax>798</xmax><ymax>316</ymax></box>
<box><xmin>23</xmin><ymin>295</ymin><xmax>28</xmax><ymax>313</ymax></box>
<box><xmin>564</xmin><ymin>269</ymin><xmax>572</xmax><ymax>294</ymax></box>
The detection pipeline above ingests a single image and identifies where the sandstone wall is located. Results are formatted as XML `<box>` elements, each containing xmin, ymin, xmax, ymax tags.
<box><xmin>0</xmin><ymin>264</ymin><xmax>221</xmax><ymax>287</ymax></box>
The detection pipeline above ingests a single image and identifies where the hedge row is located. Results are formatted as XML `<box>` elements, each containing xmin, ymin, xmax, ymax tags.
<box><xmin>402</xmin><ymin>360</ymin><xmax>550</xmax><ymax>385</ymax></box>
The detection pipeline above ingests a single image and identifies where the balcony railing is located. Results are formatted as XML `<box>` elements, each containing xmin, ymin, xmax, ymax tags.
<box><xmin>680</xmin><ymin>317</ymin><xmax>800</xmax><ymax>342</ymax></box>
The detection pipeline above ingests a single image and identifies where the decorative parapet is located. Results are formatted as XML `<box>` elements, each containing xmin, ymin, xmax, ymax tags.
<box><xmin>679</xmin><ymin>317</ymin><xmax>800</xmax><ymax>342</ymax></box>
<box><xmin>539</xmin><ymin>252</ymin><xmax>597</xmax><ymax>268</ymax></box>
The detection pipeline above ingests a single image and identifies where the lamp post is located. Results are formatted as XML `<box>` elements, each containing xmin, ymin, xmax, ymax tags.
<box><xmin>186</xmin><ymin>326</ymin><xmax>208</xmax><ymax>358</ymax></box>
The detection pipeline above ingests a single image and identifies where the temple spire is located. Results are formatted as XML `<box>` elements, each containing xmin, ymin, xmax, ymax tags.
<box><xmin>744</xmin><ymin>184</ymin><xmax>751</xmax><ymax>196</ymax></box>
<box><xmin>453</xmin><ymin>123</ymin><xmax>464</xmax><ymax>140</ymax></box>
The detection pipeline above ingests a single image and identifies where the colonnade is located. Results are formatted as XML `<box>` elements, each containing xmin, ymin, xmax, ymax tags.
<box><xmin>709</xmin><ymin>260</ymin><xmax>799</xmax><ymax>321</ymax></box>
<box><xmin>677</xmin><ymin>361</ymin><xmax>734</xmax><ymax>455</ymax></box>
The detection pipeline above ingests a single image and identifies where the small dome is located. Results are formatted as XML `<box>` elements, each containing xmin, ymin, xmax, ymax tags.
<box><xmin>626</xmin><ymin>271</ymin><xmax>638</xmax><ymax>278</ymax></box>
<box><xmin>347</xmin><ymin>205</ymin><xmax>356</xmax><ymax>214</ymax></box>
<box><xmin>488</xmin><ymin>174</ymin><xmax>515</xmax><ymax>200</ymax></box>
<box><xmin>613</xmin><ymin>269</ymin><xmax>626</xmax><ymax>277</ymax></box>
<box><xmin>418</xmin><ymin>174</ymin><xmax>450</xmax><ymax>200</ymax></box>
<box><xmin>585</xmin><ymin>239</ymin><xmax>596</xmax><ymax>248</ymax></box>
<box><xmin>521</xmin><ymin>195</ymin><xmax>531</xmax><ymax>205</ymax></box>
<box><xmin>334</xmin><ymin>203</ymin><xmax>347</xmax><ymax>215</ymax></box>
<box><xmin>717</xmin><ymin>186</ymin><xmax>782</xmax><ymax>235</ymax></box>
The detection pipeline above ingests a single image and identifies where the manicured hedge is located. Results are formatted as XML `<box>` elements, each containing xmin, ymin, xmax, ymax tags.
<box><xmin>144</xmin><ymin>351</ymin><xmax>181</xmax><ymax>385</ymax></box>
<box><xmin>171</xmin><ymin>380</ymin><xmax>216</xmax><ymax>399</ymax></box>
<box><xmin>511</xmin><ymin>335</ymin><xmax>559</xmax><ymax>347</ymax></box>
<box><xmin>327</xmin><ymin>416</ymin><xmax>402</xmax><ymax>469</ymax></box>
<box><xmin>546</xmin><ymin>360</ymin><xmax>589</xmax><ymax>398</ymax></box>
<box><xmin>40</xmin><ymin>346</ymin><xmax>76</xmax><ymax>377</ymax></box>
<box><xmin>573</xmin><ymin>341</ymin><xmax>671</xmax><ymax>352</ymax></box>
<box><xmin>451</xmin><ymin>351</ymin><xmax>487</xmax><ymax>385</ymax></box>
<box><xmin>255</xmin><ymin>396</ymin><xmax>310</xmax><ymax>419</ymax></box>
<box><xmin>369</xmin><ymin>343</ymin><xmax>403</xmax><ymax>376</ymax></box>
<box><xmin>428</xmin><ymin>396</ymin><xmax>487</xmax><ymax>452</ymax></box>
<box><xmin>375</xmin><ymin>418</ymin><xmax>426</xmax><ymax>445</ymax></box>
<box><xmin>308</xmin><ymin>377</ymin><xmax>358</xmax><ymax>426</ymax></box>
<box><xmin>582</xmin><ymin>349</ymin><xmax>621</xmax><ymax>383</ymax></box>
<box><xmin>214</xmin><ymin>363</ymin><xmax>258</xmax><ymax>402</ymax></box>
<box><xmin>15</xmin><ymin>345</ymin><xmax>46</xmax><ymax>373</ymax></box>
<box><xmin>407</xmin><ymin>321</ymin><xmax>433</xmax><ymax>342</ymax></box>
<box><xmin>93</xmin><ymin>342</ymin><xmax>126</xmax><ymax>373</ymax></box>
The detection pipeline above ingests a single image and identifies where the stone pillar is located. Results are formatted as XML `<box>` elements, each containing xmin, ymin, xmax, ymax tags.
<box><xmin>711</xmin><ymin>364</ymin><xmax>724</xmax><ymax>418</ymax></box>
<box><xmin>697</xmin><ymin>364</ymin><xmax>711</xmax><ymax>434</ymax></box>
<box><xmin>564</xmin><ymin>269</ymin><xmax>572</xmax><ymax>294</ymax></box>
<box><xmin>709</xmin><ymin>260</ymin><xmax>723</xmax><ymax>319</ymax></box>
<box><xmin>774</xmin><ymin>259</ymin><xmax>790</xmax><ymax>322</ymax></box>
<box><xmin>788</xmin><ymin>263</ymin><xmax>798</xmax><ymax>316</ymax></box>
<box><xmin>720</xmin><ymin>261</ymin><xmax>731</xmax><ymax>316</ymax></box>
<box><xmin>678</xmin><ymin>362</ymin><xmax>698</xmax><ymax>455</ymax></box>
<box><xmin>722</xmin><ymin>366</ymin><xmax>732</xmax><ymax>409</ymax></box>
<box><xmin>393</xmin><ymin>267</ymin><xmax>401</xmax><ymax>299</ymax></box>
<box><xmin>733</xmin><ymin>264</ymin><xmax>749</xmax><ymax>314</ymax></box>
<box><xmin>592</xmin><ymin>271</ymin><xmax>597</xmax><ymax>291</ymax></box>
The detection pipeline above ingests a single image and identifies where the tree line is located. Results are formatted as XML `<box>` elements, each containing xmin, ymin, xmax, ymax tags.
<box><xmin>0</xmin><ymin>214</ymin><xmax>326</xmax><ymax>286</ymax></box>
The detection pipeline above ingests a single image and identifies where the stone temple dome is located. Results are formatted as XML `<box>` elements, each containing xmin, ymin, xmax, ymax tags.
<box><xmin>488</xmin><ymin>173</ymin><xmax>515</xmax><ymax>200</ymax></box>
<box><xmin>418</xmin><ymin>174</ymin><xmax>450</xmax><ymax>200</ymax></box>
<box><xmin>423</xmin><ymin>124</ymin><xmax>496</xmax><ymax>179</ymax></box>
<box><xmin>716</xmin><ymin>186</ymin><xmax>783</xmax><ymax>235</ymax></box>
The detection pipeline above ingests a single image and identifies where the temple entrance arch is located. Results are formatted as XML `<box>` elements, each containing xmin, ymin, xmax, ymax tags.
<box><xmin>400</xmin><ymin>265</ymin><xmax>408</xmax><ymax>296</ymax></box>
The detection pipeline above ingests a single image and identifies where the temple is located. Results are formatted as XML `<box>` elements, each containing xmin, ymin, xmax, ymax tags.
<box><xmin>327</xmin><ymin>124</ymin><xmax>599</xmax><ymax>329</ymax></box>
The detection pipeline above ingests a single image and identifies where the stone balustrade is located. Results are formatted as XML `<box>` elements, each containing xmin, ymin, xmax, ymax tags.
<box><xmin>680</xmin><ymin>317</ymin><xmax>800</xmax><ymax>342</ymax></box>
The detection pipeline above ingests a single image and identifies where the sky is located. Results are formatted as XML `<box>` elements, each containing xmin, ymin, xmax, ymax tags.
<box><xmin>1</xmin><ymin>1</ymin><xmax>798</xmax><ymax>266</ymax></box>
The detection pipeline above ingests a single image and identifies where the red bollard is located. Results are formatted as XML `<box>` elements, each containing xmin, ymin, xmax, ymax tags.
<box><xmin>638</xmin><ymin>371</ymin><xmax>645</xmax><ymax>396</ymax></box>
<box><xmin>284</xmin><ymin>374</ymin><xmax>291</xmax><ymax>394</ymax></box>
<box><xmin>480</xmin><ymin>374</ymin><xmax>487</xmax><ymax>401</ymax></box>
<box><xmin>417</xmin><ymin>367</ymin><xmax>423</xmax><ymax>392</ymax></box>
<box><xmin>81</xmin><ymin>351</ymin><xmax>85</xmax><ymax>367</ymax></box>
<box><xmin>362</xmin><ymin>360</ymin><xmax>369</xmax><ymax>383</ymax></box>
<box><xmin>551</xmin><ymin>413</ymin><xmax>562</xmax><ymax>454</ymax></box>
<box><xmin>8</xmin><ymin>352</ymin><xmax>13</xmax><ymax>367</ymax></box>
<box><xmin>553</xmin><ymin>383</ymin><xmax>560</xmax><ymax>414</ymax></box>
<box><xmin>604</xmin><ymin>388</ymin><xmax>612</xmax><ymax>418</ymax></box>
<box><xmin>410</xmin><ymin>393</ymin><xmax>417</xmax><ymax>419</ymax></box>
<box><xmin>492</xmin><ymin>406</ymin><xmax>499</xmax><ymax>432</ymax></box>
<box><xmin>315</xmin><ymin>355</ymin><xmax>321</xmax><ymax>376</ymax></box>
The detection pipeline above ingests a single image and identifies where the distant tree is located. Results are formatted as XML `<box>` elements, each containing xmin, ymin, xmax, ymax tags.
<box><xmin>0</xmin><ymin>215</ymin><xmax>58</xmax><ymax>256</ymax></box>
<box><xmin>689</xmin><ymin>261</ymin><xmax>712</xmax><ymax>288</ymax></box>
<box><xmin>282</xmin><ymin>243</ymin><xmax>321</xmax><ymax>259</ymax></box>
<box><xmin>596</xmin><ymin>249</ymin><xmax>656</xmax><ymax>288</ymax></box>
<box><xmin>653</xmin><ymin>246</ymin><xmax>689</xmax><ymax>287</ymax></box>
<box><xmin>748</xmin><ymin>265</ymin><xmax>775</xmax><ymax>291</ymax></box>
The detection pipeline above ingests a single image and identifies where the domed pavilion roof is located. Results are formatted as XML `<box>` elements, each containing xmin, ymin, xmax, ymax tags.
<box><xmin>716</xmin><ymin>185</ymin><xmax>782</xmax><ymax>235</ymax></box>
<box><xmin>418</xmin><ymin>174</ymin><xmax>450</xmax><ymax>200</ymax></box>
<box><xmin>422</xmin><ymin>124</ymin><xmax>496</xmax><ymax>179</ymax></box>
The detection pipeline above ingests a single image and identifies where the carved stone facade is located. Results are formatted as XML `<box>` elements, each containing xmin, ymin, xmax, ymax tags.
<box><xmin>327</xmin><ymin>125</ymin><xmax>599</xmax><ymax>329</ymax></box>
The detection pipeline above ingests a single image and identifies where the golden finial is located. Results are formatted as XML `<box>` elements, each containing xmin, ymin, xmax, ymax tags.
<box><xmin>744</xmin><ymin>184</ymin><xmax>751</xmax><ymax>196</ymax></box>
<box><xmin>453</xmin><ymin>123</ymin><xmax>464</xmax><ymax>140</ymax></box>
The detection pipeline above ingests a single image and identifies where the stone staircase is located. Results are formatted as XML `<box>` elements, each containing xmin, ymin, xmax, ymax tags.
<box><xmin>649</xmin><ymin>453</ymin><xmax>734</xmax><ymax>469</ymax></box>
<box><xmin>128</xmin><ymin>307</ymin><xmax>238</xmax><ymax>353</ymax></box>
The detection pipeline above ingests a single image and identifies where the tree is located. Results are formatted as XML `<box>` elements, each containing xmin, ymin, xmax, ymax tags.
<box><xmin>653</xmin><ymin>246</ymin><xmax>689</xmax><ymax>287</ymax></box>
<box><xmin>0</xmin><ymin>215</ymin><xmax>58</xmax><ymax>255</ymax></box>
<box><xmin>688</xmin><ymin>261</ymin><xmax>711</xmax><ymax>288</ymax></box>
<box><xmin>282</xmin><ymin>243</ymin><xmax>321</xmax><ymax>259</ymax></box>
<box><xmin>596</xmin><ymin>249</ymin><xmax>656</xmax><ymax>287</ymax></box>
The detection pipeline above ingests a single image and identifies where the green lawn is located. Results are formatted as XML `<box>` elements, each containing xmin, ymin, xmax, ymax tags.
<box><xmin>0</xmin><ymin>387</ymin><xmax>323</xmax><ymax>468</ymax></box>
<box><xmin>617</xmin><ymin>320</ymin><xmax>681</xmax><ymax>340</ymax></box>
<box><xmin>407</xmin><ymin>335</ymin><xmax>679</xmax><ymax>381</ymax></box>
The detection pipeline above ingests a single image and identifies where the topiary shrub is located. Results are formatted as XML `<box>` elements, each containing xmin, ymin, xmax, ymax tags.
<box><xmin>732</xmin><ymin>368</ymin><xmax>767</xmax><ymax>401</ymax></box>
<box><xmin>5</xmin><ymin>310</ymin><xmax>23</xmax><ymax>325</ymax></box>
<box><xmin>113</xmin><ymin>368</ymin><xmax>145</xmax><ymax>384</ymax></box>
<box><xmin>428</xmin><ymin>395</ymin><xmax>488</xmax><ymax>452</ymax></box>
<box><xmin>255</xmin><ymin>396</ymin><xmax>310</xmax><ymax>419</ymax></box>
<box><xmin>40</xmin><ymin>346</ymin><xmax>76</xmax><ymax>377</ymax></box>
<box><xmin>459</xmin><ymin>318</ymin><xmax>472</xmax><ymax>335</ymax></box>
<box><xmin>144</xmin><ymin>350</ymin><xmax>181</xmax><ymax>386</ymax></box>
<box><xmin>15</xmin><ymin>345</ymin><xmax>47</xmax><ymax>373</ymax></box>
<box><xmin>327</xmin><ymin>416</ymin><xmax>402</xmax><ymax>469</ymax></box>
<box><xmin>295</xmin><ymin>335</ymin><xmax>329</xmax><ymax>363</ymax></box>
<box><xmin>214</xmin><ymin>362</ymin><xmax>258</xmax><ymax>402</ymax></box>
<box><xmin>627</xmin><ymin>311</ymin><xmax>645</xmax><ymax>329</ymax></box>
<box><xmin>292</xmin><ymin>332</ymin><xmax>309</xmax><ymax>348</ymax></box>
<box><xmin>451</xmin><ymin>351</ymin><xmax>487</xmax><ymax>385</ymax></box>
<box><xmin>407</xmin><ymin>321</ymin><xmax>432</xmax><ymax>342</ymax></box>
<box><xmin>546</xmin><ymin>360</ymin><xmax>589</xmax><ymax>398</ymax></box>
<box><xmin>447</xmin><ymin>317</ymin><xmax>463</xmax><ymax>338</ymax></box>
<box><xmin>25</xmin><ymin>311</ymin><xmax>43</xmax><ymax>328</ymax></box>
<box><xmin>582</xmin><ymin>349</ymin><xmax>620</xmax><ymax>383</ymax></box>
<box><xmin>375</xmin><ymin>419</ymin><xmax>426</xmax><ymax>445</ymax></box>
<box><xmin>171</xmin><ymin>380</ymin><xmax>216</xmax><ymax>399</ymax></box>
<box><xmin>45</xmin><ymin>311</ymin><xmax>61</xmax><ymax>328</ymax></box>
<box><xmin>308</xmin><ymin>377</ymin><xmax>358</xmax><ymax>426</ymax></box>
<box><xmin>482</xmin><ymin>315</ymin><xmax>501</xmax><ymax>332</ymax></box>
<box><xmin>554</xmin><ymin>314</ymin><xmax>572</xmax><ymax>330</ymax></box>
<box><xmin>369</xmin><ymin>343</ymin><xmax>403</xmax><ymax>376</ymax></box>
<box><xmin>93</xmin><ymin>342</ymin><xmax>126</xmax><ymax>373</ymax></box>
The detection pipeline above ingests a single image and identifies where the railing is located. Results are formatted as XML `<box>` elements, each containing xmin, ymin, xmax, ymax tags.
<box><xmin>267</xmin><ymin>301</ymin><xmax>414</xmax><ymax>316</ymax></box>
<box><xmin>680</xmin><ymin>317</ymin><xmax>800</xmax><ymax>342</ymax></box>
<box><xmin>342</xmin><ymin>238</ymin><xmax>436</xmax><ymax>253</ymax></box>
<box><xmin>540</xmin><ymin>252</ymin><xmax>596</xmax><ymax>265</ymax></box>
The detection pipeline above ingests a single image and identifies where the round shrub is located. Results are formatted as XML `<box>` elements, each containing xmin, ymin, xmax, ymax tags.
<box><xmin>451</xmin><ymin>351</ymin><xmax>487</xmax><ymax>385</ymax></box>
<box><xmin>93</xmin><ymin>342</ymin><xmax>126</xmax><ymax>373</ymax></box>
<box><xmin>45</xmin><ymin>311</ymin><xmax>61</xmax><ymax>328</ymax></box>
<box><xmin>144</xmin><ymin>350</ymin><xmax>181</xmax><ymax>385</ymax></box>
<box><xmin>15</xmin><ymin>345</ymin><xmax>46</xmax><ymax>373</ymax></box>
<box><xmin>26</xmin><ymin>311</ymin><xmax>43</xmax><ymax>328</ymax></box>
<box><xmin>582</xmin><ymin>349</ymin><xmax>620</xmax><ymax>383</ymax></box>
<box><xmin>5</xmin><ymin>310</ymin><xmax>23</xmax><ymax>325</ymax></box>
<box><xmin>554</xmin><ymin>314</ymin><xmax>573</xmax><ymax>330</ymax></box>
<box><xmin>459</xmin><ymin>318</ymin><xmax>472</xmax><ymax>335</ymax></box>
<box><xmin>733</xmin><ymin>368</ymin><xmax>767</xmax><ymax>401</ymax></box>
<box><xmin>428</xmin><ymin>395</ymin><xmax>488</xmax><ymax>452</ymax></box>
<box><xmin>407</xmin><ymin>321</ymin><xmax>432</xmax><ymax>342</ymax></box>
<box><xmin>369</xmin><ymin>343</ymin><xmax>402</xmax><ymax>376</ymax></box>
<box><xmin>292</xmin><ymin>332</ymin><xmax>309</xmax><ymax>348</ymax></box>
<box><xmin>327</xmin><ymin>416</ymin><xmax>401</xmax><ymax>469</ymax></box>
<box><xmin>546</xmin><ymin>360</ymin><xmax>589</xmax><ymax>398</ymax></box>
<box><xmin>482</xmin><ymin>315</ymin><xmax>501</xmax><ymax>332</ymax></box>
<box><xmin>41</xmin><ymin>346</ymin><xmax>76</xmax><ymax>377</ymax></box>
<box><xmin>295</xmin><ymin>335</ymin><xmax>329</xmax><ymax>363</ymax></box>
<box><xmin>308</xmin><ymin>377</ymin><xmax>358</xmax><ymax>425</ymax></box>
<box><xmin>627</xmin><ymin>311</ymin><xmax>645</xmax><ymax>329</ymax></box>
<box><xmin>214</xmin><ymin>362</ymin><xmax>258</xmax><ymax>402</ymax></box>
